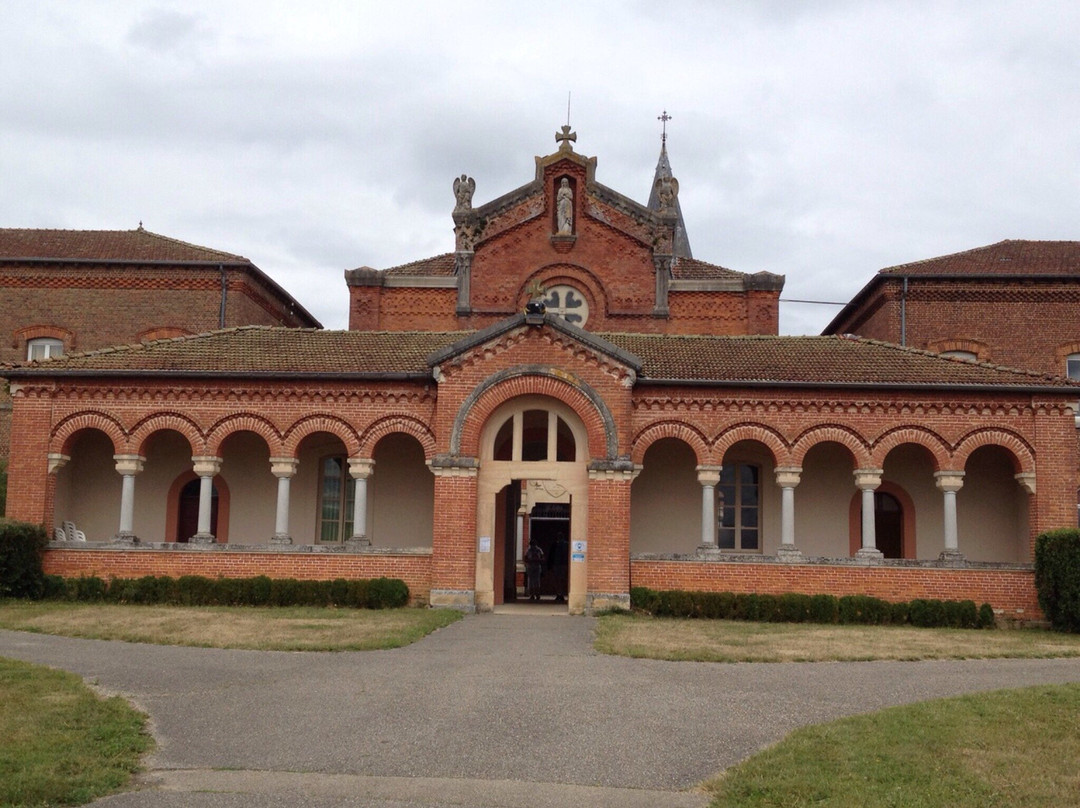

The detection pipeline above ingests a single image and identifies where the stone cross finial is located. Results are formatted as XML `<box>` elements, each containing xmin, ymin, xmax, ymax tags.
<box><xmin>556</xmin><ymin>125</ymin><xmax>577</xmax><ymax>151</ymax></box>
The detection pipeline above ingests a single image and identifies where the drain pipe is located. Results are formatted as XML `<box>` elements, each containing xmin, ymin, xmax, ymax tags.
<box><xmin>218</xmin><ymin>264</ymin><xmax>227</xmax><ymax>329</ymax></box>
<box><xmin>900</xmin><ymin>276</ymin><xmax>908</xmax><ymax>347</ymax></box>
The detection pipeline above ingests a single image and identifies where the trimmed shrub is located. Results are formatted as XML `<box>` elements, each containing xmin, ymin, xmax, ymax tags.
<box><xmin>778</xmin><ymin>593</ymin><xmax>813</xmax><ymax>623</ymax></box>
<box><xmin>367</xmin><ymin>577</ymin><xmax>409</xmax><ymax>609</ymax></box>
<box><xmin>978</xmin><ymin>602</ymin><xmax>996</xmax><ymax>629</ymax></box>
<box><xmin>698</xmin><ymin>591</ymin><xmax>737</xmax><ymax>620</ymax></box>
<box><xmin>630</xmin><ymin>586</ymin><xmax>660</xmax><ymax>614</ymax></box>
<box><xmin>0</xmin><ymin>519</ymin><xmax>48</xmax><ymax>599</ymax></box>
<box><xmin>838</xmin><ymin>594</ymin><xmax>890</xmax><ymax>625</ymax></box>
<box><xmin>1034</xmin><ymin>528</ymin><xmax>1080</xmax><ymax>633</ymax></box>
<box><xmin>808</xmin><ymin>594</ymin><xmax>839</xmax><ymax>624</ymax></box>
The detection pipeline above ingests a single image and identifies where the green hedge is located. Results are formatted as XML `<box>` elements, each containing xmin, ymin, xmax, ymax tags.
<box><xmin>0</xmin><ymin>519</ymin><xmax>48</xmax><ymax>598</ymax></box>
<box><xmin>1035</xmin><ymin>528</ymin><xmax>1080</xmax><ymax>633</ymax></box>
<box><xmin>39</xmin><ymin>574</ymin><xmax>409</xmax><ymax>610</ymax></box>
<box><xmin>629</xmin><ymin>586</ymin><xmax>994</xmax><ymax>629</ymax></box>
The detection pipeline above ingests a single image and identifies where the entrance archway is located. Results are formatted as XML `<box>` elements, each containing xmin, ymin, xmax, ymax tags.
<box><xmin>476</xmin><ymin>396</ymin><xmax>588</xmax><ymax>613</ymax></box>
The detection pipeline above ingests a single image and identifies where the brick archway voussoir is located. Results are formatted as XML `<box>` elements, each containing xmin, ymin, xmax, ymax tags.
<box><xmin>205</xmin><ymin>414</ymin><xmax>283</xmax><ymax>456</ymax></box>
<box><xmin>358</xmin><ymin>415</ymin><xmax>437</xmax><ymax>460</ymax></box>
<box><xmin>713</xmin><ymin>423</ymin><xmax>791</xmax><ymax>466</ymax></box>
<box><xmin>871</xmin><ymin>427</ymin><xmax>951</xmax><ymax>471</ymax></box>
<box><xmin>631</xmin><ymin>421</ymin><xmax>711</xmax><ymax>466</ymax></box>
<box><xmin>52</xmin><ymin>411</ymin><xmax>127</xmax><ymax>456</ymax></box>
<box><xmin>953</xmin><ymin>428</ymin><xmax>1035</xmax><ymax>474</ymax></box>
<box><xmin>791</xmin><ymin>425</ymin><xmax>871</xmax><ymax>468</ymax></box>
<box><xmin>130</xmin><ymin>412</ymin><xmax>205</xmax><ymax>456</ymax></box>
<box><xmin>283</xmin><ymin>414</ymin><xmax>362</xmax><ymax>457</ymax></box>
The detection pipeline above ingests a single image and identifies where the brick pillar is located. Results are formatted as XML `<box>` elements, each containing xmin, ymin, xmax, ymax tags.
<box><xmin>429</xmin><ymin>459</ymin><xmax>479</xmax><ymax>612</ymax></box>
<box><xmin>586</xmin><ymin>464</ymin><xmax>638</xmax><ymax>614</ymax></box>
<box><xmin>6</xmin><ymin>387</ymin><xmax>53</xmax><ymax>525</ymax></box>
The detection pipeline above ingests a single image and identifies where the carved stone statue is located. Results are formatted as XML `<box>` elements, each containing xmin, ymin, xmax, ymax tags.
<box><xmin>556</xmin><ymin>178</ymin><xmax>573</xmax><ymax>235</ymax></box>
<box><xmin>453</xmin><ymin>174</ymin><xmax>475</xmax><ymax>213</ymax></box>
<box><xmin>654</xmin><ymin>174</ymin><xmax>679</xmax><ymax>215</ymax></box>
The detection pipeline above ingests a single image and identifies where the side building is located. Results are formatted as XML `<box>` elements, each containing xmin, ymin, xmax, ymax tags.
<box><xmin>3</xmin><ymin>133</ymin><xmax>1075</xmax><ymax>620</ymax></box>
<box><xmin>0</xmin><ymin>226</ymin><xmax>321</xmax><ymax>473</ymax></box>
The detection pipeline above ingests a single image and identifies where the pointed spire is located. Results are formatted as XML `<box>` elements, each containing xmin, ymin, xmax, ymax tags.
<box><xmin>647</xmin><ymin>116</ymin><xmax>692</xmax><ymax>259</ymax></box>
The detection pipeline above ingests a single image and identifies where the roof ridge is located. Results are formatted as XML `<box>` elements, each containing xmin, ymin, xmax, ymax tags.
<box><xmin>380</xmin><ymin>252</ymin><xmax>455</xmax><ymax>272</ymax></box>
<box><xmin>135</xmin><ymin>228</ymin><xmax>249</xmax><ymax>262</ymax></box>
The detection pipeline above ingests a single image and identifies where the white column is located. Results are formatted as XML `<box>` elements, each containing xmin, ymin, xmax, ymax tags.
<box><xmin>935</xmin><ymin>470</ymin><xmax>965</xmax><ymax>562</ymax></box>
<box><xmin>854</xmin><ymin>468</ymin><xmax>884</xmax><ymax>562</ymax></box>
<box><xmin>269</xmin><ymin>458</ymin><xmax>299</xmax><ymax>545</ymax></box>
<box><xmin>112</xmin><ymin>454</ymin><xmax>145</xmax><ymax>544</ymax></box>
<box><xmin>346</xmin><ymin>458</ymin><xmax>375</xmax><ymax>547</ymax></box>
<box><xmin>190</xmin><ymin>456</ymin><xmax>222</xmax><ymax>544</ymax></box>
<box><xmin>696</xmin><ymin>465</ymin><xmax>722</xmax><ymax>554</ymax></box>
<box><xmin>774</xmin><ymin>467</ymin><xmax>803</xmax><ymax>561</ymax></box>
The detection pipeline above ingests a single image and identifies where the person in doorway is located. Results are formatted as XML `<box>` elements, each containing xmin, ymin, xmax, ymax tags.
<box><xmin>524</xmin><ymin>540</ymin><xmax>544</xmax><ymax>601</ymax></box>
<box><xmin>550</xmin><ymin>531</ymin><xmax>569</xmax><ymax>603</ymax></box>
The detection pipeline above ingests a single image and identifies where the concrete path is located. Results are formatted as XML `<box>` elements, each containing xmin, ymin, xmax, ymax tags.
<box><xmin>2</xmin><ymin>614</ymin><xmax>1079</xmax><ymax>808</ymax></box>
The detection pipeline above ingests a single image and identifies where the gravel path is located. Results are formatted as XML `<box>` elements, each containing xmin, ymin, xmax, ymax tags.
<box><xmin>2</xmin><ymin>615</ymin><xmax>1078</xmax><ymax>807</ymax></box>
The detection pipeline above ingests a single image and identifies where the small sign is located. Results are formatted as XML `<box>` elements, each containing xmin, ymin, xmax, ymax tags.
<box><xmin>571</xmin><ymin>552</ymin><xmax>585</xmax><ymax>563</ymax></box>
<box><xmin>572</xmin><ymin>540</ymin><xmax>586</xmax><ymax>553</ymax></box>
<box><xmin>478</xmin><ymin>536</ymin><xmax>491</xmax><ymax>553</ymax></box>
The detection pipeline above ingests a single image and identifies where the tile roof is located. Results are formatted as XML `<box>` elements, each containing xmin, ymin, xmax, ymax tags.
<box><xmin>879</xmin><ymin>239</ymin><xmax>1080</xmax><ymax>277</ymax></box>
<box><xmin>380</xmin><ymin>253</ymin><xmax>456</xmax><ymax>276</ymax></box>
<box><xmin>0</xmin><ymin>228</ymin><xmax>249</xmax><ymax>263</ymax></box>
<box><xmin>601</xmin><ymin>333</ymin><xmax>1076</xmax><ymax>388</ymax></box>
<box><xmin>669</xmin><ymin>257</ymin><xmax>745</xmax><ymax>280</ymax></box>
<box><xmin>5</xmin><ymin>324</ymin><xmax>1073</xmax><ymax>391</ymax></box>
<box><xmin>5</xmin><ymin>327</ymin><xmax>465</xmax><ymax>376</ymax></box>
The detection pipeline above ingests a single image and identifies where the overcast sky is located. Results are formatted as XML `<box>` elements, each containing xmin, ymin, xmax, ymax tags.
<box><xmin>3</xmin><ymin>1</ymin><xmax>1079</xmax><ymax>333</ymax></box>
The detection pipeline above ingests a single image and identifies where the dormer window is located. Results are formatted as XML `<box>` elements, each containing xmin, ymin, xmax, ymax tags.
<box><xmin>941</xmin><ymin>350</ymin><xmax>977</xmax><ymax>362</ymax></box>
<box><xmin>27</xmin><ymin>338</ymin><xmax>64</xmax><ymax>361</ymax></box>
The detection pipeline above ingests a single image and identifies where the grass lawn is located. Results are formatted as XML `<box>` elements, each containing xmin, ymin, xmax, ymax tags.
<box><xmin>706</xmin><ymin>683</ymin><xmax>1080</xmax><ymax>807</ymax></box>
<box><xmin>0</xmin><ymin>657</ymin><xmax>152</xmax><ymax>807</ymax></box>
<box><xmin>595</xmin><ymin>613</ymin><xmax>1080</xmax><ymax>663</ymax></box>
<box><xmin>0</xmin><ymin>601</ymin><xmax>461</xmax><ymax>651</ymax></box>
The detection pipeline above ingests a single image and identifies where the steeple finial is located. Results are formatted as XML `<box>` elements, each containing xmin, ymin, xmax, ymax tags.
<box><xmin>658</xmin><ymin>110</ymin><xmax>672</xmax><ymax>146</ymax></box>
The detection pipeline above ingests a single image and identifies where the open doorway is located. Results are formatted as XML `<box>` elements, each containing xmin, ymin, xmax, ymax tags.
<box><xmin>527</xmin><ymin>501</ymin><xmax>570</xmax><ymax>602</ymax></box>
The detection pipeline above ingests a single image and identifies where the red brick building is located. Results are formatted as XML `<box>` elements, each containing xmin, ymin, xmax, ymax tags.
<box><xmin>3</xmin><ymin>133</ymin><xmax>1076</xmax><ymax>619</ymax></box>
<box><xmin>0</xmin><ymin>227</ymin><xmax>320</xmax><ymax>466</ymax></box>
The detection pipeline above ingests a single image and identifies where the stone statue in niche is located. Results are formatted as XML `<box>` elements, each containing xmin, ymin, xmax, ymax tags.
<box><xmin>453</xmin><ymin>174</ymin><xmax>475</xmax><ymax>213</ymax></box>
<box><xmin>556</xmin><ymin>178</ymin><xmax>573</xmax><ymax>235</ymax></box>
<box><xmin>654</xmin><ymin>174</ymin><xmax>679</xmax><ymax>215</ymax></box>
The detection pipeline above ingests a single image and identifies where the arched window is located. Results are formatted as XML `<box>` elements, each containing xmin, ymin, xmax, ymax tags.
<box><xmin>27</xmin><ymin>337</ymin><xmax>64</xmax><ymax>361</ymax></box>
<box><xmin>941</xmin><ymin>350</ymin><xmax>977</xmax><ymax>362</ymax></box>
<box><xmin>488</xmin><ymin>409</ymin><xmax>576</xmax><ymax>462</ymax></box>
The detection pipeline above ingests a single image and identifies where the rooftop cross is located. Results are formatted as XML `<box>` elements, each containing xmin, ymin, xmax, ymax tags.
<box><xmin>556</xmin><ymin>124</ymin><xmax>577</xmax><ymax>151</ymax></box>
<box><xmin>658</xmin><ymin>110</ymin><xmax>672</xmax><ymax>146</ymax></box>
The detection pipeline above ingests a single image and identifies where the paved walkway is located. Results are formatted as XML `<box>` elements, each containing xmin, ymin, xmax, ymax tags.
<box><xmin>2</xmin><ymin>614</ymin><xmax>1079</xmax><ymax>808</ymax></box>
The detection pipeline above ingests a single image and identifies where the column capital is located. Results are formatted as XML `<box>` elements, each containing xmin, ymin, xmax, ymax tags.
<box><xmin>348</xmin><ymin>457</ymin><xmax>375</xmax><ymax>479</ymax></box>
<box><xmin>47</xmin><ymin>453</ymin><xmax>70</xmax><ymax>474</ymax></box>
<box><xmin>192</xmin><ymin>455</ymin><xmax>223</xmax><ymax>477</ymax></box>
<box><xmin>1014</xmin><ymin>472</ymin><xmax>1036</xmax><ymax>495</ymax></box>
<box><xmin>696</xmin><ymin>465</ymin><xmax>722</xmax><ymax>485</ymax></box>
<box><xmin>853</xmin><ymin>468</ymin><xmax>883</xmax><ymax>490</ymax></box>
<box><xmin>113</xmin><ymin>454</ymin><xmax>145</xmax><ymax>475</ymax></box>
<box><xmin>774</xmin><ymin>466</ymin><xmax>802</xmax><ymax>488</ymax></box>
<box><xmin>269</xmin><ymin>457</ymin><xmax>299</xmax><ymax>478</ymax></box>
<box><xmin>934</xmin><ymin>470</ymin><xmax>965</xmax><ymax>492</ymax></box>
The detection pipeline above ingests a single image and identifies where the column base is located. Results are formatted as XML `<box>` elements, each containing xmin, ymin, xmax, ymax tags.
<box><xmin>854</xmin><ymin>547</ymin><xmax>884</xmax><ymax>564</ymax></box>
<box><xmin>189</xmin><ymin>532</ymin><xmax>216</xmax><ymax>545</ymax></box>
<box><xmin>696</xmin><ymin>544</ymin><xmax>723</xmax><ymax>558</ymax></box>
<box><xmin>269</xmin><ymin>533</ymin><xmax>293</xmax><ymax>545</ymax></box>
<box><xmin>938</xmin><ymin>548</ymin><xmax>966</xmax><ymax>566</ymax></box>
<box><xmin>110</xmin><ymin>531</ymin><xmax>140</xmax><ymax>546</ymax></box>
<box><xmin>344</xmin><ymin>536</ymin><xmax>371</xmax><ymax>551</ymax></box>
<box><xmin>775</xmin><ymin>544</ymin><xmax>806</xmax><ymax>563</ymax></box>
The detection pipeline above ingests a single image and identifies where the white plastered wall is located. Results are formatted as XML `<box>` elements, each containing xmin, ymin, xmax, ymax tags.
<box><xmin>630</xmin><ymin>438</ymin><xmax>699</xmax><ymax>554</ymax></box>
<box><xmin>959</xmin><ymin>445</ymin><xmax>1027</xmax><ymax>562</ymax></box>
<box><xmin>882</xmin><ymin>444</ymin><xmax>941</xmax><ymax>559</ymax></box>
<box><xmin>371</xmin><ymin>433</ymin><xmax>434</xmax><ymax>548</ymax></box>
<box><xmin>135</xmin><ymin>430</ymin><xmax>192</xmax><ymax>542</ymax></box>
<box><xmin>54</xmin><ymin>430</ymin><xmax>119</xmax><ymax>542</ymax></box>
<box><xmin>795</xmin><ymin>442</ymin><xmax>856</xmax><ymax>557</ymax></box>
<box><xmin>218</xmin><ymin>431</ymin><xmax>274</xmax><ymax>544</ymax></box>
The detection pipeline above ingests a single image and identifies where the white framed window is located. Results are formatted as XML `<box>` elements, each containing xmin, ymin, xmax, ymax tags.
<box><xmin>1067</xmin><ymin>354</ymin><xmax>1080</xmax><ymax>380</ymax></box>
<box><xmin>717</xmin><ymin>462</ymin><xmax>760</xmax><ymax>552</ymax></box>
<box><xmin>941</xmin><ymin>350</ymin><xmax>977</xmax><ymax>362</ymax></box>
<box><xmin>27</xmin><ymin>338</ymin><xmax>64</xmax><ymax>361</ymax></box>
<box><xmin>317</xmin><ymin>456</ymin><xmax>355</xmax><ymax>542</ymax></box>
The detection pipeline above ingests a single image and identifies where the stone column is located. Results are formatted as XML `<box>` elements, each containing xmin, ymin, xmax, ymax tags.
<box><xmin>774</xmin><ymin>466</ymin><xmax>804</xmax><ymax>562</ymax></box>
<box><xmin>853</xmin><ymin>468</ymin><xmax>884</xmax><ymax>562</ymax></box>
<box><xmin>190</xmin><ymin>456</ymin><xmax>222</xmax><ymax>544</ymax></box>
<box><xmin>112</xmin><ymin>454</ymin><xmax>145</xmax><ymax>544</ymax></box>
<box><xmin>346</xmin><ymin>458</ymin><xmax>375</xmax><ymax>549</ymax></box>
<box><xmin>935</xmin><ymin>470</ymin><xmax>965</xmax><ymax>563</ymax></box>
<box><xmin>696</xmin><ymin>465</ymin><xmax>722</xmax><ymax>555</ymax></box>
<box><xmin>269</xmin><ymin>457</ymin><xmax>299</xmax><ymax>545</ymax></box>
